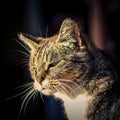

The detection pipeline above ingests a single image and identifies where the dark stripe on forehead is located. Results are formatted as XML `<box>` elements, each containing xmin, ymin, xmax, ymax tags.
<box><xmin>36</xmin><ymin>40</ymin><xmax>49</xmax><ymax>60</ymax></box>
<box><xmin>37</xmin><ymin>40</ymin><xmax>47</xmax><ymax>52</ymax></box>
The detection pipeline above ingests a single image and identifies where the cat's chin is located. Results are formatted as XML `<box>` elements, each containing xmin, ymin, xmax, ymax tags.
<box><xmin>41</xmin><ymin>88</ymin><xmax>55</xmax><ymax>95</ymax></box>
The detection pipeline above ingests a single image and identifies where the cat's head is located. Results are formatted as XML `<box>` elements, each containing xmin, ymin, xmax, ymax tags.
<box><xmin>19</xmin><ymin>18</ymin><xmax>94</xmax><ymax>99</ymax></box>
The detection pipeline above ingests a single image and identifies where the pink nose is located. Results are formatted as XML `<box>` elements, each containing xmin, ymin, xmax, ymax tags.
<box><xmin>36</xmin><ymin>79</ymin><xmax>42</xmax><ymax>84</ymax></box>
<box><xmin>36</xmin><ymin>76</ymin><xmax>45</xmax><ymax>84</ymax></box>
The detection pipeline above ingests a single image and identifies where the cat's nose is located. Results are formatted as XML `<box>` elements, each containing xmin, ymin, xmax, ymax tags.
<box><xmin>36</xmin><ymin>76</ymin><xmax>45</xmax><ymax>84</ymax></box>
<box><xmin>40</xmin><ymin>76</ymin><xmax>45</xmax><ymax>82</ymax></box>
<box><xmin>36</xmin><ymin>79</ymin><xmax>42</xmax><ymax>84</ymax></box>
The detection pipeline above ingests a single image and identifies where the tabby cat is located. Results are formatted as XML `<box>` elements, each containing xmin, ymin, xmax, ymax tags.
<box><xmin>19</xmin><ymin>18</ymin><xmax>120</xmax><ymax>120</ymax></box>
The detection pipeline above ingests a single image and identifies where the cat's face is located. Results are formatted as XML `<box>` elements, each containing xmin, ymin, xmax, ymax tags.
<box><xmin>19</xmin><ymin>18</ymin><xmax>92</xmax><ymax>99</ymax></box>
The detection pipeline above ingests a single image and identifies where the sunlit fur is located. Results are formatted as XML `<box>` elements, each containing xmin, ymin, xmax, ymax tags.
<box><xmin>18</xmin><ymin>18</ymin><xmax>120</xmax><ymax>120</ymax></box>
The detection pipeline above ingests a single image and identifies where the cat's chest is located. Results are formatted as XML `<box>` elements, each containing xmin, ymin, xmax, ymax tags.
<box><xmin>54</xmin><ymin>93</ymin><xmax>93</xmax><ymax>120</ymax></box>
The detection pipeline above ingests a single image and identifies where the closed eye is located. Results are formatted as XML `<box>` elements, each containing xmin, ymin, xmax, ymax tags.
<box><xmin>43</xmin><ymin>62</ymin><xmax>58</xmax><ymax>75</ymax></box>
<box><xmin>49</xmin><ymin>63</ymin><xmax>55</xmax><ymax>68</ymax></box>
<box><xmin>49</xmin><ymin>61</ymin><xmax>59</xmax><ymax>68</ymax></box>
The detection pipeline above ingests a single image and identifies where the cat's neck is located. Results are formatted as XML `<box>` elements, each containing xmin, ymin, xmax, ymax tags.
<box><xmin>54</xmin><ymin>93</ymin><xmax>93</xmax><ymax>120</ymax></box>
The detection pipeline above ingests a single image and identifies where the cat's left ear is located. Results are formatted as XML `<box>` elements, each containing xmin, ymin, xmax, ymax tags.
<box><xmin>59</xmin><ymin>18</ymin><xmax>80</xmax><ymax>37</ymax></box>
<box><xmin>18</xmin><ymin>33</ymin><xmax>39</xmax><ymax>50</ymax></box>
<box><xmin>58</xmin><ymin>18</ymin><xmax>85</xmax><ymax>47</ymax></box>
<box><xmin>58</xmin><ymin>18</ymin><xmax>80</xmax><ymax>40</ymax></box>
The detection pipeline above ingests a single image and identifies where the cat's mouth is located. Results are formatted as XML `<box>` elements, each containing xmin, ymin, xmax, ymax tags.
<box><xmin>33</xmin><ymin>79</ymin><xmax>80</xmax><ymax>98</ymax></box>
<box><xmin>33</xmin><ymin>79</ymin><xmax>60</xmax><ymax>95</ymax></box>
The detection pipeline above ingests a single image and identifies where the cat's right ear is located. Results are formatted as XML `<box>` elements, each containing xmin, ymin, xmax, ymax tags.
<box><xmin>18</xmin><ymin>33</ymin><xmax>39</xmax><ymax>50</ymax></box>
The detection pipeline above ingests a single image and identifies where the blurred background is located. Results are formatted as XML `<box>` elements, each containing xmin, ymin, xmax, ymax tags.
<box><xmin>1</xmin><ymin>0</ymin><xmax>120</xmax><ymax>120</ymax></box>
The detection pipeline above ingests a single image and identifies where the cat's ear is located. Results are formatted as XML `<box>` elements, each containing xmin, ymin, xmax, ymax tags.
<box><xmin>18</xmin><ymin>33</ymin><xmax>39</xmax><ymax>50</ymax></box>
<box><xmin>58</xmin><ymin>18</ymin><xmax>80</xmax><ymax>40</ymax></box>
<box><xmin>58</xmin><ymin>18</ymin><xmax>87</xmax><ymax>49</ymax></box>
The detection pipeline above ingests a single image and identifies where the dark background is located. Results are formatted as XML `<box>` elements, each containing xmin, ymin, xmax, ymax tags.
<box><xmin>1</xmin><ymin>0</ymin><xmax>120</xmax><ymax>120</ymax></box>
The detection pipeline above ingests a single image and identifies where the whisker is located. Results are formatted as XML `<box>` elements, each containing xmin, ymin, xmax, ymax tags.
<box><xmin>39</xmin><ymin>27</ymin><xmax>42</xmax><ymax>37</ymax></box>
<box><xmin>16</xmin><ymin>61</ymin><xmax>28</xmax><ymax>67</ymax></box>
<box><xmin>14</xmin><ymin>82</ymin><xmax>33</xmax><ymax>89</ymax></box>
<box><xmin>40</xmin><ymin>92</ymin><xmax>44</xmax><ymax>103</ymax></box>
<box><xmin>60</xmin><ymin>82</ymin><xmax>76</xmax><ymax>96</ymax></box>
<box><xmin>12</xmin><ymin>49</ymin><xmax>30</xmax><ymax>57</ymax></box>
<box><xmin>32</xmin><ymin>91</ymin><xmax>37</xmax><ymax>101</ymax></box>
<box><xmin>7</xmin><ymin>86</ymin><xmax>33</xmax><ymax>100</ymax></box>
<box><xmin>55</xmin><ymin>85</ymin><xmax>64</xmax><ymax>93</ymax></box>
<box><xmin>20</xmin><ymin>87</ymin><xmax>34</xmax><ymax>99</ymax></box>
<box><xmin>14</xmin><ymin>39</ymin><xmax>30</xmax><ymax>53</ymax></box>
<box><xmin>59</xmin><ymin>79</ymin><xmax>81</xmax><ymax>91</ymax></box>
<box><xmin>17</xmin><ymin>59</ymin><xmax>29</xmax><ymax>65</ymax></box>
<box><xmin>52</xmin><ymin>85</ymin><xmax>60</xmax><ymax>93</ymax></box>
<box><xmin>36</xmin><ymin>90</ymin><xmax>39</xmax><ymax>98</ymax></box>
<box><xmin>18</xmin><ymin>64</ymin><xmax>28</xmax><ymax>68</ymax></box>
<box><xmin>17</xmin><ymin>58</ymin><xmax>29</xmax><ymax>61</ymax></box>
<box><xmin>55</xmin><ymin>85</ymin><xmax>72</xmax><ymax>97</ymax></box>
<box><xmin>23</xmin><ymin>90</ymin><xmax>36</xmax><ymax>115</ymax></box>
<box><xmin>18</xmin><ymin>89</ymin><xmax>35</xmax><ymax>117</ymax></box>
<box><xmin>60</xmin><ymin>85</ymin><xmax>72</xmax><ymax>97</ymax></box>
<box><xmin>45</xmin><ymin>25</ymin><xmax>49</xmax><ymax>38</ymax></box>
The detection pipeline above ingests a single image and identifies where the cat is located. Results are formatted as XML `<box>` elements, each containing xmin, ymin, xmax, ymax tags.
<box><xmin>18</xmin><ymin>18</ymin><xmax>120</xmax><ymax>120</ymax></box>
